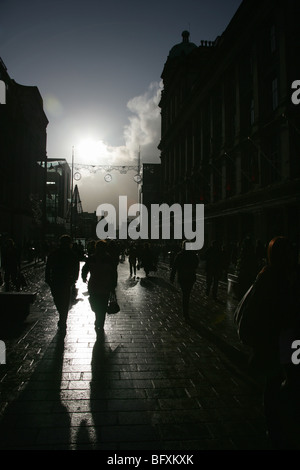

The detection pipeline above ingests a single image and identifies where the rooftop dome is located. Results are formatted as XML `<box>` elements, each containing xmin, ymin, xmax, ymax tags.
<box><xmin>168</xmin><ymin>31</ymin><xmax>197</xmax><ymax>59</ymax></box>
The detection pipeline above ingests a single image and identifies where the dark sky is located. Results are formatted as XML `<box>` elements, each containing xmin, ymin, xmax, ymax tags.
<box><xmin>0</xmin><ymin>0</ymin><xmax>242</xmax><ymax>212</ymax></box>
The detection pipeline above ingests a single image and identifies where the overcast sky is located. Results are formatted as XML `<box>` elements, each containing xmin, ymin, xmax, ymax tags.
<box><xmin>0</xmin><ymin>0</ymin><xmax>242</xmax><ymax>212</ymax></box>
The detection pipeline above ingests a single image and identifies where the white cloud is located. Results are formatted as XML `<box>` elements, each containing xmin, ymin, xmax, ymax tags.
<box><xmin>124</xmin><ymin>80</ymin><xmax>162</xmax><ymax>161</ymax></box>
<box><xmin>76</xmin><ymin>81</ymin><xmax>162</xmax><ymax>212</ymax></box>
<box><xmin>76</xmin><ymin>80</ymin><xmax>162</xmax><ymax>166</ymax></box>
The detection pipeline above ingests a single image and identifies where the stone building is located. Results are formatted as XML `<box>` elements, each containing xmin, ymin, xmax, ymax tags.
<box><xmin>46</xmin><ymin>159</ymin><xmax>71</xmax><ymax>238</ymax></box>
<box><xmin>158</xmin><ymin>0</ymin><xmax>300</xmax><ymax>255</ymax></box>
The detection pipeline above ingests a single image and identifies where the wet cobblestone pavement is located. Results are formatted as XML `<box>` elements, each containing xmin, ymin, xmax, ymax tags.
<box><xmin>0</xmin><ymin>258</ymin><xmax>271</xmax><ymax>451</ymax></box>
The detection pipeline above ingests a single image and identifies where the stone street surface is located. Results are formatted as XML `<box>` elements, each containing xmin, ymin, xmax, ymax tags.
<box><xmin>0</xmin><ymin>257</ymin><xmax>271</xmax><ymax>451</ymax></box>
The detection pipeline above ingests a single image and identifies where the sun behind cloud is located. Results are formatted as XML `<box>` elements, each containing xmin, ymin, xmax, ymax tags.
<box><xmin>75</xmin><ymin>80</ymin><xmax>162</xmax><ymax>168</ymax></box>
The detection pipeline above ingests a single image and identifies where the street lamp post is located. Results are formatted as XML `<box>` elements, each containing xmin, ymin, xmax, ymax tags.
<box><xmin>70</xmin><ymin>146</ymin><xmax>74</xmax><ymax>239</ymax></box>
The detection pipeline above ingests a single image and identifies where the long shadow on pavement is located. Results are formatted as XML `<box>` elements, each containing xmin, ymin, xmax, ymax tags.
<box><xmin>0</xmin><ymin>332</ymin><xmax>71</xmax><ymax>450</ymax></box>
<box><xmin>88</xmin><ymin>334</ymin><xmax>161</xmax><ymax>450</ymax></box>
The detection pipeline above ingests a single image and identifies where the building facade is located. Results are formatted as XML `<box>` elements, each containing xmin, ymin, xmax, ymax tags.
<box><xmin>158</xmin><ymin>0</ymin><xmax>300</xmax><ymax>254</ymax></box>
<box><xmin>0</xmin><ymin>57</ymin><xmax>48</xmax><ymax>249</ymax></box>
<box><xmin>140</xmin><ymin>163</ymin><xmax>161</xmax><ymax>238</ymax></box>
<box><xmin>46</xmin><ymin>159</ymin><xmax>71</xmax><ymax>239</ymax></box>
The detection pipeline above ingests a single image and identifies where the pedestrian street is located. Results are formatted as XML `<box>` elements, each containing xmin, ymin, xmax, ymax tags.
<box><xmin>0</xmin><ymin>258</ymin><xmax>270</xmax><ymax>450</ymax></box>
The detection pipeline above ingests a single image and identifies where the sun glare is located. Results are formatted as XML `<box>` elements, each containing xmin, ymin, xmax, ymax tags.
<box><xmin>77</xmin><ymin>139</ymin><xmax>102</xmax><ymax>163</ymax></box>
<box><xmin>76</xmin><ymin>138</ymin><xmax>119</xmax><ymax>167</ymax></box>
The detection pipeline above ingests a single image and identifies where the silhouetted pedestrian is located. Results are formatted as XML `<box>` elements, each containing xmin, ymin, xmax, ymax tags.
<box><xmin>82</xmin><ymin>240</ymin><xmax>118</xmax><ymax>335</ymax></box>
<box><xmin>204</xmin><ymin>240</ymin><xmax>223</xmax><ymax>300</ymax></box>
<box><xmin>135</xmin><ymin>243</ymin><xmax>143</xmax><ymax>271</ymax></box>
<box><xmin>261</xmin><ymin>237</ymin><xmax>300</xmax><ymax>449</ymax></box>
<box><xmin>141</xmin><ymin>243</ymin><xmax>153</xmax><ymax>277</ymax></box>
<box><xmin>86</xmin><ymin>239</ymin><xmax>96</xmax><ymax>258</ymax></box>
<box><xmin>170</xmin><ymin>241</ymin><xmax>199</xmax><ymax>321</ymax></box>
<box><xmin>128</xmin><ymin>244</ymin><xmax>137</xmax><ymax>277</ymax></box>
<box><xmin>72</xmin><ymin>240</ymin><xmax>85</xmax><ymax>261</ymax></box>
<box><xmin>236</xmin><ymin>236</ymin><xmax>300</xmax><ymax>449</ymax></box>
<box><xmin>45</xmin><ymin>234</ymin><xmax>80</xmax><ymax>332</ymax></box>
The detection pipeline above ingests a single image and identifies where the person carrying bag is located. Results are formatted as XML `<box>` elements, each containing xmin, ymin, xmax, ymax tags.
<box><xmin>82</xmin><ymin>240</ymin><xmax>118</xmax><ymax>335</ymax></box>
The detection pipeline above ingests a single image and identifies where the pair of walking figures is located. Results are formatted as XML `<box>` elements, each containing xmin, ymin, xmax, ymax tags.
<box><xmin>46</xmin><ymin>236</ymin><xmax>117</xmax><ymax>334</ymax></box>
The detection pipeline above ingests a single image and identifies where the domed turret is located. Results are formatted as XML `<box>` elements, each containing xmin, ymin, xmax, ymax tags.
<box><xmin>168</xmin><ymin>31</ymin><xmax>197</xmax><ymax>59</ymax></box>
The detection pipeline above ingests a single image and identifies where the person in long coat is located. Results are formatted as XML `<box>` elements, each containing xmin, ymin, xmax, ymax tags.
<box><xmin>82</xmin><ymin>240</ymin><xmax>118</xmax><ymax>334</ymax></box>
<box><xmin>45</xmin><ymin>234</ymin><xmax>80</xmax><ymax>331</ymax></box>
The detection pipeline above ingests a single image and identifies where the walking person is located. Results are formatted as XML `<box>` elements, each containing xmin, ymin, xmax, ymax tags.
<box><xmin>128</xmin><ymin>243</ymin><xmax>137</xmax><ymax>277</ymax></box>
<box><xmin>82</xmin><ymin>240</ymin><xmax>118</xmax><ymax>335</ymax></box>
<box><xmin>235</xmin><ymin>236</ymin><xmax>300</xmax><ymax>448</ymax></box>
<box><xmin>141</xmin><ymin>243</ymin><xmax>153</xmax><ymax>277</ymax></box>
<box><xmin>170</xmin><ymin>240</ymin><xmax>199</xmax><ymax>321</ymax></box>
<box><xmin>45</xmin><ymin>234</ymin><xmax>80</xmax><ymax>332</ymax></box>
<box><xmin>204</xmin><ymin>240</ymin><xmax>223</xmax><ymax>300</ymax></box>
